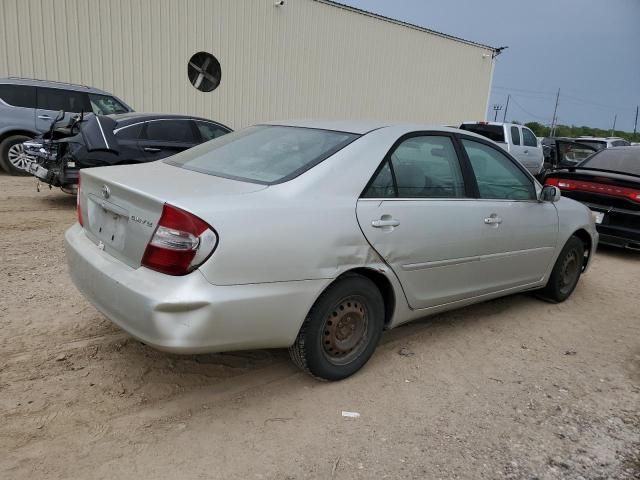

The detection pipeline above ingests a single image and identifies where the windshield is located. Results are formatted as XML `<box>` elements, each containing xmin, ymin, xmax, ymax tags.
<box><xmin>165</xmin><ymin>125</ymin><xmax>359</xmax><ymax>184</ymax></box>
<box><xmin>579</xmin><ymin>148</ymin><xmax>640</xmax><ymax>176</ymax></box>
<box><xmin>459</xmin><ymin>124</ymin><xmax>505</xmax><ymax>143</ymax></box>
<box><xmin>88</xmin><ymin>94</ymin><xmax>129</xmax><ymax>115</ymax></box>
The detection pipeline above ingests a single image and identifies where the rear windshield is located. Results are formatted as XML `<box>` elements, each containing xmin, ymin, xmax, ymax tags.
<box><xmin>459</xmin><ymin>124</ymin><xmax>505</xmax><ymax>143</ymax></box>
<box><xmin>580</xmin><ymin>148</ymin><xmax>640</xmax><ymax>176</ymax></box>
<box><xmin>165</xmin><ymin>125</ymin><xmax>359</xmax><ymax>184</ymax></box>
<box><xmin>88</xmin><ymin>94</ymin><xmax>129</xmax><ymax>115</ymax></box>
<box><xmin>574</xmin><ymin>140</ymin><xmax>606</xmax><ymax>151</ymax></box>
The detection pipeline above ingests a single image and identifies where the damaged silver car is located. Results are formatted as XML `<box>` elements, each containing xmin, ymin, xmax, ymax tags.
<box><xmin>66</xmin><ymin>120</ymin><xmax>598</xmax><ymax>380</ymax></box>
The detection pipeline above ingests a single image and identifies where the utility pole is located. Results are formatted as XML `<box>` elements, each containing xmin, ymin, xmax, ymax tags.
<box><xmin>611</xmin><ymin>114</ymin><xmax>617</xmax><ymax>136</ymax></box>
<box><xmin>633</xmin><ymin>105</ymin><xmax>638</xmax><ymax>136</ymax></box>
<box><xmin>493</xmin><ymin>104</ymin><xmax>503</xmax><ymax>121</ymax></box>
<box><xmin>502</xmin><ymin>94</ymin><xmax>510</xmax><ymax>122</ymax></box>
<box><xmin>550</xmin><ymin>88</ymin><xmax>560</xmax><ymax>137</ymax></box>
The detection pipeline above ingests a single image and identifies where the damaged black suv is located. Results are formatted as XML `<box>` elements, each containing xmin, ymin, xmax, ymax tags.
<box><xmin>25</xmin><ymin>112</ymin><xmax>232</xmax><ymax>193</ymax></box>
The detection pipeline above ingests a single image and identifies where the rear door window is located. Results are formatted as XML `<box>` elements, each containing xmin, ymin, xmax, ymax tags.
<box><xmin>114</xmin><ymin>123</ymin><xmax>143</xmax><ymax>140</ymax></box>
<box><xmin>37</xmin><ymin>87</ymin><xmax>91</xmax><ymax>113</ymax></box>
<box><xmin>363</xmin><ymin>135</ymin><xmax>466</xmax><ymax>198</ymax></box>
<box><xmin>522</xmin><ymin>128</ymin><xmax>538</xmax><ymax>147</ymax></box>
<box><xmin>510</xmin><ymin>126</ymin><xmax>521</xmax><ymax>146</ymax></box>
<box><xmin>0</xmin><ymin>84</ymin><xmax>37</xmax><ymax>108</ymax></box>
<box><xmin>459</xmin><ymin>124</ymin><xmax>505</xmax><ymax>143</ymax></box>
<box><xmin>143</xmin><ymin>120</ymin><xmax>197</xmax><ymax>142</ymax></box>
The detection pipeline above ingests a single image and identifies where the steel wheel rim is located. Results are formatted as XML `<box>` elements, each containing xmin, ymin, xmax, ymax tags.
<box><xmin>7</xmin><ymin>143</ymin><xmax>30</xmax><ymax>171</ymax></box>
<box><xmin>321</xmin><ymin>296</ymin><xmax>369</xmax><ymax>366</ymax></box>
<box><xmin>559</xmin><ymin>249</ymin><xmax>580</xmax><ymax>294</ymax></box>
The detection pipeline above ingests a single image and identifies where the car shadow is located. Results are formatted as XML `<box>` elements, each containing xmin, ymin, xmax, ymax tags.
<box><xmin>596</xmin><ymin>243</ymin><xmax>640</xmax><ymax>261</ymax></box>
<box><xmin>100</xmin><ymin>291</ymin><xmax>536</xmax><ymax>394</ymax></box>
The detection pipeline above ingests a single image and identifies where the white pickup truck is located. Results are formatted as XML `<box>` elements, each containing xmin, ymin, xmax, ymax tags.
<box><xmin>460</xmin><ymin>122</ymin><xmax>544</xmax><ymax>176</ymax></box>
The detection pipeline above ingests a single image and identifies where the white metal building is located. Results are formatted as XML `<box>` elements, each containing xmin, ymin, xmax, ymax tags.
<box><xmin>0</xmin><ymin>0</ymin><xmax>496</xmax><ymax>129</ymax></box>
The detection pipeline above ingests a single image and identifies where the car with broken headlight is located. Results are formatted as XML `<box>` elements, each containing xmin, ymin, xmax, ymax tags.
<box><xmin>66</xmin><ymin>120</ymin><xmax>598</xmax><ymax>380</ymax></box>
<box><xmin>0</xmin><ymin>77</ymin><xmax>133</xmax><ymax>175</ymax></box>
<box><xmin>25</xmin><ymin>112</ymin><xmax>231</xmax><ymax>193</ymax></box>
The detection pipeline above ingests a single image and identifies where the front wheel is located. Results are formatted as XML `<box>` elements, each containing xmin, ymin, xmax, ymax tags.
<box><xmin>289</xmin><ymin>274</ymin><xmax>384</xmax><ymax>381</ymax></box>
<box><xmin>538</xmin><ymin>235</ymin><xmax>585</xmax><ymax>303</ymax></box>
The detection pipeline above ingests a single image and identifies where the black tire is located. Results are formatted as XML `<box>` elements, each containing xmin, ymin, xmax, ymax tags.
<box><xmin>538</xmin><ymin>235</ymin><xmax>585</xmax><ymax>303</ymax></box>
<box><xmin>289</xmin><ymin>274</ymin><xmax>385</xmax><ymax>381</ymax></box>
<box><xmin>0</xmin><ymin>135</ymin><xmax>33</xmax><ymax>176</ymax></box>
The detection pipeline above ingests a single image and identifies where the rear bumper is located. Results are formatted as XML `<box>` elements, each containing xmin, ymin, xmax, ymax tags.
<box><xmin>587</xmin><ymin>203</ymin><xmax>640</xmax><ymax>250</ymax></box>
<box><xmin>65</xmin><ymin>224</ymin><xmax>326</xmax><ymax>353</ymax></box>
<box><xmin>597</xmin><ymin>232</ymin><xmax>640</xmax><ymax>251</ymax></box>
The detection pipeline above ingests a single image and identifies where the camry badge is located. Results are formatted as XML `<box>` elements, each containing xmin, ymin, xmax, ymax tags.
<box><xmin>101</xmin><ymin>185</ymin><xmax>111</xmax><ymax>199</ymax></box>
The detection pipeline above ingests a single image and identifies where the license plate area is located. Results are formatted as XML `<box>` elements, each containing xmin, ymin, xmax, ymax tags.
<box><xmin>88</xmin><ymin>196</ymin><xmax>129</xmax><ymax>251</ymax></box>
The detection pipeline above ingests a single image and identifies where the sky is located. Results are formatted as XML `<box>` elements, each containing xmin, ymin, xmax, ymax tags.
<box><xmin>341</xmin><ymin>0</ymin><xmax>640</xmax><ymax>131</ymax></box>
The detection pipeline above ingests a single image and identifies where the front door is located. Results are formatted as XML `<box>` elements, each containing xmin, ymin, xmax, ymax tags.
<box><xmin>356</xmin><ymin>134</ymin><xmax>498</xmax><ymax>309</ymax></box>
<box><xmin>139</xmin><ymin>119</ymin><xmax>199</xmax><ymax>161</ymax></box>
<box><xmin>459</xmin><ymin>137</ymin><xmax>558</xmax><ymax>288</ymax></box>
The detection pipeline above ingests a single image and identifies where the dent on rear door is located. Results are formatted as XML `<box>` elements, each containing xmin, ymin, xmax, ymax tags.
<box><xmin>356</xmin><ymin>198</ymin><xmax>496</xmax><ymax>309</ymax></box>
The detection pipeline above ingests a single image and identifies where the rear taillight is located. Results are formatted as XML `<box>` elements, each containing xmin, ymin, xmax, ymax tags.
<box><xmin>545</xmin><ymin>177</ymin><xmax>640</xmax><ymax>203</ymax></box>
<box><xmin>77</xmin><ymin>175</ymin><xmax>83</xmax><ymax>226</ymax></box>
<box><xmin>141</xmin><ymin>204</ymin><xmax>218</xmax><ymax>276</ymax></box>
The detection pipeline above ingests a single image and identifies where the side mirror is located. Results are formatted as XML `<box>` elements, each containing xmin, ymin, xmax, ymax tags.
<box><xmin>540</xmin><ymin>185</ymin><xmax>561</xmax><ymax>202</ymax></box>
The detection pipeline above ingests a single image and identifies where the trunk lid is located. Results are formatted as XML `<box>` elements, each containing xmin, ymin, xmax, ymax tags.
<box><xmin>79</xmin><ymin>161</ymin><xmax>267</xmax><ymax>268</ymax></box>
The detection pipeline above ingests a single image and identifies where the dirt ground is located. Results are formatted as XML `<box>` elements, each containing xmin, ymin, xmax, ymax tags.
<box><xmin>1</xmin><ymin>174</ymin><xmax>639</xmax><ymax>480</ymax></box>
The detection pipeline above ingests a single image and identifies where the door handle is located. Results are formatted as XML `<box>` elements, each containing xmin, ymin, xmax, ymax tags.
<box><xmin>523</xmin><ymin>149</ymin><xmax>529</xmax><ymax>154</ymax></box>
<box><xmin>372</xmin><ymin>218</ymin><xmax>400</xmax><ymax>228</ymax></box>
<box><xmin>38</xmin><ymin>115</ymin><xmax>51</xmax><ymax>120</ymax></box>
<box><xmin>144</xmin><ymin>147</ymin><xmax>161</xmax><ymax>153</ymax></box>
<box><xmin>484</xmin><ymin>215</ymin><xmax>503</xmax><ymax>225</ymax></box>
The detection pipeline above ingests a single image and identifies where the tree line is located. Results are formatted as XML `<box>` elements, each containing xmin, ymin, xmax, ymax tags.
<box><xmin>520</xmin><ymin>121</ymin><xmax>640</xmax><ymax>143</ymax></box>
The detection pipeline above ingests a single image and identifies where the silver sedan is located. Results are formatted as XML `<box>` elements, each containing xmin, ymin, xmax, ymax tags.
<box><xmin>65</xmin><ymin>121</ymin><xmax>598</xmax><ymax>380</ymax></box>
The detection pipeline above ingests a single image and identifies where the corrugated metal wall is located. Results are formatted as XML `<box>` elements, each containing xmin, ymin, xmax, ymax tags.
<box><xmin>0</xmin><ymin>0</ymin><xmax>494</xmax><ymax>129</ymax></box>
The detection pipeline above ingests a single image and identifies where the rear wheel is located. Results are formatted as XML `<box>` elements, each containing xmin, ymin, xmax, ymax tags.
<box><xmin>538</xmin><ymin>235</ymin><xmax>585</xmax><ymax>303</ymax></box>
<box><xmin>0</xmin><ymin>135</ymin><xmax>33</xmax><ymax>175</ymax></box>
<box><xmin>289</xmin><ymin>274</ymin><xmax>384</xmax><ymax>381</ymax></box>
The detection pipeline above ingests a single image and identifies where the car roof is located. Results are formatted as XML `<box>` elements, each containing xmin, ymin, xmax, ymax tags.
<box><xmin>0</xmin><ymin>76</ymin><xmax>112</xmax><ymax>95</ymax></box>
<box><xmin>262</xmin><ymin>119</ymin><xmax>490</xmax><ymax>140</ymax></box>
<box><xmin>576</xmin><ymin>136</ymin><xmax>625</xmax><ymax>142</ymax></box>
<box><xmin>264</xmin><ymin>119</ymin><xmax>391</xmax><ymax>134</ymax></box>
<box><xmin>460</xmin><ymin>121</ymin><xmax>521</xmax><ymax>128</ymax></box>
<box><xmin>108</xmin><ymin>112</ymin><xmax>230</xmax><ymax>129</ymax></box>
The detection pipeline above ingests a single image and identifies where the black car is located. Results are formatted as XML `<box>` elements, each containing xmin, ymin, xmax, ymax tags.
<box><xmin>544</xmin><ymin>147</ymin><xmax>640</xmax><ymax>250</ymax></box>
<box><xmin>25</xmin><ymin>112</ymin><xmax>231</xmax><ymax>193</ymax></box>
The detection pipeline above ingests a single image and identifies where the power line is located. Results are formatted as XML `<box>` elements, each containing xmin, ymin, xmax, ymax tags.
<box><xmin>507</xmin><ymin>96</ymin><xmax>550</xmax><ymax>122</ymax></box>
<box><xmin>492</xmin><ymin>85</ymin><xmax>632</xmax><ymax>113</ymax></box>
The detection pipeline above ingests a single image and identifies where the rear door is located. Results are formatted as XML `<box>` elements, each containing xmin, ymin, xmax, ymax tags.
<box><xmin>35</xmin><ymin>87</ymin><xmax>91</xmax><ymax>131</ymax></box>
<box><xmin>356</xmin><ymin>133</ymin><xmax>503</xmax><ymax>309</ymax></box>
<box><xmin>138</xmin><ymin>119</ymin><xmax>199</xmax><ymax>160</ymax></box>
<box><xmin>459</xmin><ymin>137</ymin><xmax>558</xmax><ymax>288</ymax></box>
